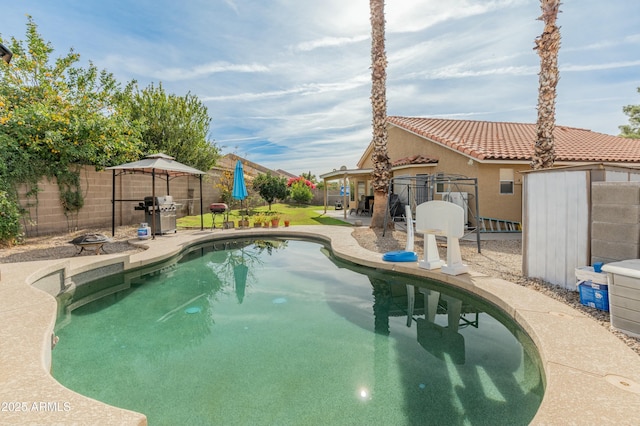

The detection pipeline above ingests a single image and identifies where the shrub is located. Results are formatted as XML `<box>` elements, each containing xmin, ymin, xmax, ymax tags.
<box><xmin>0</xmin><ymin>191</ymin><xmax>22</xmax><ymax>245</ymax></box>
<box><xmin>289</xmin><ymin>181</ymin><xmax>313</xmax><ymax>204</ymax></box>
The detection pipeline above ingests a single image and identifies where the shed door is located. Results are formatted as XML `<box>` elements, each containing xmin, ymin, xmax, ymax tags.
<box><xmin>523</xmin><ymin>171</ymin><xmax>590</xmax><ymax>289</ymax></box>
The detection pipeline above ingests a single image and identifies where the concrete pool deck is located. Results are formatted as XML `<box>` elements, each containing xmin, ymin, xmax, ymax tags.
<box><xmin>1</xmin><ymin>225</ymin><xmax>639</xmax><ymax>424</ymax></box>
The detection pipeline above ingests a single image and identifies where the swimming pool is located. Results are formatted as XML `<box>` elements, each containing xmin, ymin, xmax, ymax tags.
<box><xmin>53</xmin><ymin>238</ymin><xmax>544</xmax><ymax>425</ymax></box>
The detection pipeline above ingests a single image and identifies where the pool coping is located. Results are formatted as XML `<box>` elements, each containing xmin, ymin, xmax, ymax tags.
<box><xmin>1</xmin><ymin>226</ymin><xmax>639</xmax><ymax>425</ymax></box>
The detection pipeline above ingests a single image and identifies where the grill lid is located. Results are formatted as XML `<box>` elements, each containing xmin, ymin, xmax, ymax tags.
<box><xmin>145</xmin><ymin>195</ymin><xmax>175</xmax><ymax>206</ymax></box>
<box><xmin>210</xmin><ymin>203</ymin><xmax>228</xmax><ymax>213</ymax></box>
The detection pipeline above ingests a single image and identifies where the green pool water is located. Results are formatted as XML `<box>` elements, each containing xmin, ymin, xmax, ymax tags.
<box><xmin>53</xmin><ymin>238</ymin><xmax>544</xmax><ymax>425</ymax></box>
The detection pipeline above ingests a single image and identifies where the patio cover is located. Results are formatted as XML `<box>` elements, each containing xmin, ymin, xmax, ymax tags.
<box><xmin>106</xmin><ymin>153</ymin><xmax>208</xmax><ymax>237</ymax></box>
<box><xmin>319</xmin><ymin>167</ymin><xmax>373</xmax><ymax>219</ymax></box>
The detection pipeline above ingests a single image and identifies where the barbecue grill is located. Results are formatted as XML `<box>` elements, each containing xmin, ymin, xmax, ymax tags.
<box><xmin>209</xmin><ymin>203</ymin><xmax>228</xmax><ymax>229</ymax></box>
<box><xmin>139</xmin><ymin>195</ymin><xmax>177</xmax><ymax>234</ymax></box>
<box><xmin>209</xmin><ymin>203</ymin><xmax>228</xmax><ymax>213</ymax></box>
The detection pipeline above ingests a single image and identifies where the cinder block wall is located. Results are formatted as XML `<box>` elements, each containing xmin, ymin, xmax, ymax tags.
<box><xmin>17</xmin><ymin>166</ymin><xmax>222</xmax><ymax>236</ymax></box>
<box><xmin>591</xmin><ymin>182</ymin><xmax>640</xmax><ymax>264</ymax></box>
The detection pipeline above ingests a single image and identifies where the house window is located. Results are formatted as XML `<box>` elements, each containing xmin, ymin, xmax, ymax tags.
<box><xmin>499</xmin><ymin>169</ymin><xmax>514</xmax><ymax>195</ymax></box>
<box><xmin>358</xmin><ymin>181</ymin><xmax>365</xmax><ymax>199</ymax></box>
<box><xmin>434</xmin><ymin>173</ymin><xmax>446</xmax><ymax>194</ymax></box>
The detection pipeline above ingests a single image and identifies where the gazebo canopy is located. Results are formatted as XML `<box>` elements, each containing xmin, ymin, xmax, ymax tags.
<box><xmin>106</xmin><ymin>153</ymin><xmax>207</xmax><ymax>177</ymax></box>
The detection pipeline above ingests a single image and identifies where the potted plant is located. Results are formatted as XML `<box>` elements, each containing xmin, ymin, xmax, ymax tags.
<box><xmin>270</xmin><ymin>213</ymin><xmax>280</xmax><ymax>228</ymax></box>
<box><xmin>239</xmin><ymin>216</ymin><xmax>250</xmax><ymax>228</ymax></box>
<box><xmin>254</xmin><ymin>215</ymin><xmax>265</xmax><ymax>228</ymax></box>
<box><xmin>283</xmin><ymin>217</ymin><xmax>290</xmax><ymax>227</ymax></box>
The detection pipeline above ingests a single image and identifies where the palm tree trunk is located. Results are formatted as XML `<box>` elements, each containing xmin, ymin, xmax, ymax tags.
<box><xmin>532</xmin><ymin>0</ymin><xmax>561</xmax><ymax>170</ymax></box>
<box><xmin>369</xmin><ymin>0</ymin><xmax>392</xmax><ymax>228</ymax></box>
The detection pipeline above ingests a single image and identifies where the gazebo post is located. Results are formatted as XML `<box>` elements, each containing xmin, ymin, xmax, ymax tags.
<box><xmin>111</xmin><ymin>170</ymin><xmax>116</xmax><ymax>237</ymax></box>
<box><xmin>199</xmin><ymin>175</ymin><xmax>204</xmax><ymax>231</ymax></box>
<box><xmin>323</xmin><ymin>180</ymin><xmax>327</xmax><ymax>214</ymax></box>
<box><xmin>343</xmin><ymin>175</ymin><xmax>348</xmax><ymax>220</ymax></box>
<box><xmin>151</xmin><ymin>169</ymin><xmax>156</xmax><ymax>239</ymax></box>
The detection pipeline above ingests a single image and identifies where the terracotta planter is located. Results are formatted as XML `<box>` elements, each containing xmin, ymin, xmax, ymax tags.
<box><xmin>271</xmin><ymin>219</ymin><xmax>279</xmax><ymax>228</ymax></box>
<box><xmin>284</xmin><ymin>221</ymin><xmax>290</xmax><ymax>227</ymax></box>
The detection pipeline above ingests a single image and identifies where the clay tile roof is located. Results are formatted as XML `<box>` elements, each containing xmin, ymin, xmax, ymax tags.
<box><xmin>387</xmin><ymin>116</ymin><xmax>640</xmax><ymax>163</ymax></box>
<box><xmin>392</xmin><ymin>154</ymin><xmax>439</xmax><ymax>167</ymax></box>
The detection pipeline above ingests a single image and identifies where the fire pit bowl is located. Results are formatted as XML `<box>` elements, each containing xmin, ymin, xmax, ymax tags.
<box><xmin>69</xmin><ymin>233</ymin><xmax>112</xmax><ymax>255</ymax></box>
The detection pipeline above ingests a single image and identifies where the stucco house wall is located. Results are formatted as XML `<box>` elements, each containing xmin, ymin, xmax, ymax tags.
<box><xmin>359</xmin><ymin>125</ymin><xmax>528</xmax><ymax>222</ymax></box>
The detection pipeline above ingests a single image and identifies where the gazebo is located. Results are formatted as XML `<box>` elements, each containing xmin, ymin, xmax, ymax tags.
<box><xmin>106</xmin><ymin>153</ymin><xmax>208</xmax><ymax>237</ymax></box>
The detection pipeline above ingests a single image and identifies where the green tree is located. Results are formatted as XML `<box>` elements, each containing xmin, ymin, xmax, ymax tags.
<box><xmin>124</xmin><ymin>82</ymin><xmax>220</xmax><ymax>171</ymax></box>
<box><xmin>619</xmin><ymin>87</ymin><xmax>640</xmax><ymax>139</ymax></box>
<box><xmin>252</xmin><ymin>172</ymin><xmax>288</xmax><ymax>210</ymax></box>
<box><xmin>0</xmin><ymin>16</ymin><xmax>144</xmax><ymax>233</ymax></box>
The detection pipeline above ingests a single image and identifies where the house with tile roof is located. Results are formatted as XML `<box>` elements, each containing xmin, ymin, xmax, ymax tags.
<box><xmin>216</xmin><ymin>153</ymin><xmax>293</xmax><ymax>180</ymax></box>
<box><xmin>352</xmin><ymin>116</ymin><xmax>640</xmax><ymax>224</ymax></box>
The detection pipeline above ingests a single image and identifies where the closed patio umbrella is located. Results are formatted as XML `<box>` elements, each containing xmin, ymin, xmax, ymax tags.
<box><xmin>233</xmin><ymin>263</ymin><xmax>248</xmax><ymax>304</ymax></box>
<box><xmin>232</xmin><ymin>160</ymin><xmax>249</xmax><ymax>221</ymax></box>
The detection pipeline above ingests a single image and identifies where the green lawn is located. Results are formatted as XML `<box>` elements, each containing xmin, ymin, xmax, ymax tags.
<box><xmin>177</xmin><ymin>203</ymin><xmax>350</xmax><ymax>228</ymax></box>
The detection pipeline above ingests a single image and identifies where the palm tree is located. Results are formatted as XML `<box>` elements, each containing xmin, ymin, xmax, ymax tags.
<box><xmin>369</xmin><ymin>0</ymin><xmax>392</xmax><ymax>228</ymax></box>
<box><xmin>531</xmin><ymin>0</ymin><xmax>561</xmax><ymax>169</ymax></box>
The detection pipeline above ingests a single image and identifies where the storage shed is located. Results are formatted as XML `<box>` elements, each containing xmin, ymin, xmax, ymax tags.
<box><xmin>521</xmin><ymin>164</ymin><xmax>640</xmax><ymax>289</ymax></box>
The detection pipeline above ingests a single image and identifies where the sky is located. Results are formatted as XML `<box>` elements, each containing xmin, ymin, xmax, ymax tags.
<box><xmin>2</xmin><ymin>1</ymin><xmax>639</xmax><ymax>176</ymax></box>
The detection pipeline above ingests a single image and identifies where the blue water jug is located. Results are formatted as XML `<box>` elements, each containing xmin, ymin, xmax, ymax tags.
<box><xmin>137</xmin><ymin>223</ymin><xmax>151</xmax><ymax>239</ymax></box>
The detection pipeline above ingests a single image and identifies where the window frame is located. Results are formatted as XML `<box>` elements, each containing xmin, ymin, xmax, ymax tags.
<box><xmin>499</xmin><ymin>168</ymin><xmax>514</xmax><ymax>195</ymax></box>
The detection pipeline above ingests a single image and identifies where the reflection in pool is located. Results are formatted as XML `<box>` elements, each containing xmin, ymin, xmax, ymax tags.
<box><xmin>53</xmin><ymin>238</ymin><xmax>544</xmax><ymax>425</ymax></box>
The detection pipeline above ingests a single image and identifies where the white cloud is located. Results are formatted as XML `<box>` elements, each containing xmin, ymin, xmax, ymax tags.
<box><xmin>104</xmin><ymin>56</ymin><xmax>270</xmax><ymax>82</ymax></box>
<box><xmin>294</xmin><ymin>35</ymin><xmax>369</xmax><ymax>52</ymax></box>
<box><xmin>561</xmin><ymin>61</ymin><xmax>640</xmax><ymax>72</ymax></box>
<box><xmin>222</xmin><ymin>0</ymin><xmax>239</xmax><ymax>15</ymax></box>
<box><xmin>385</xmin><ymin>0</ymin><xmax>529</xmax><ymax>34</ymax></box>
